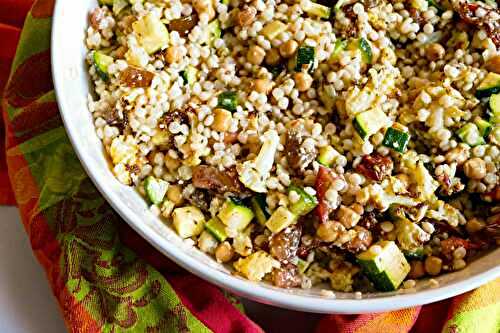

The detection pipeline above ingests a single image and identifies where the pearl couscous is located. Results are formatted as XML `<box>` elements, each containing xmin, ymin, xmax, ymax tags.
<box><xmin>86</xmin><ymin>0</ymin><xmax>499</xmax><ymax>292</ymax></box>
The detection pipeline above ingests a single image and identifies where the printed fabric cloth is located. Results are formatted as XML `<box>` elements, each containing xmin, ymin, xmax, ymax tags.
<box><xmin>1</xmin><ymin>0</ymin><xmax>499</xmax><ymax>332</ymax></box>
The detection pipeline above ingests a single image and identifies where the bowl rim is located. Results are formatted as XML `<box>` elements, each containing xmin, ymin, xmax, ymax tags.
<box><xmin>51</xmin><ymin>0</ymin><xmax>500</xmax><ymax>314</ymax></box>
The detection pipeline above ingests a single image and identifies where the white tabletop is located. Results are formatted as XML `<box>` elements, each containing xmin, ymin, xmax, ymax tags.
<box><xmin>0</xmin><ymin>206</ymin><xmax>318</xmax><ymax>332</ymax></box>
<box><xmin>0</xmin><ymin>207</ymin><xmax>66</xmax><ymax>333</ymax></box>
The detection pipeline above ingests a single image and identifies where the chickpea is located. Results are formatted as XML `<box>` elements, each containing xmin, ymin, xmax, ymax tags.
<box><xmin>465</xmin><ymin>217</ymin><xmax>485</xmax><ymax>234</ymax></box>
<box><xmin>485</xmin><ymin>55</ymin><xmax>500</xmax><ymax>74</ymax></box>
<box><xmin>293</xmin><ymin>72</ymin><xmax>313</xmax><ymax>92</ymax></box>
<box><xmin>167</xmin><ymin>185</ymin><xmax>184</xmax><ymax>205</ymax></box>
<box><xmin>164</xmin><ymin>155</ymin><xmax>181</xmax><ymax>172</ymax></box>
<box><xmin>408</xmin><ymin>261</ymin><xmax>426</xmax><ymax>279</ymax></box>
<box><xmin>426</xmin><ymin>43</ymin><xmax>445</xmax><ymax>61</ymax></box>
<box><xmin>279</xmin><ymin>40</ymin><xmax>299</xmax><ymax>58</ymax></box>
<box><xmin>254</xmin><ymin>79</ymin><xmax>274</xmax><ymax>94</ymax></box>
<box><xmin>236</xmin><ymin>6</ymin><xmax>256</xmax><ymax>26</ymax></box>
<box><xmin>192</xmin><ymin>0</ymin><xmax>215</xmax><ymax>21</ymax></box>
<box><xmin>336</xmin><ymin>205</ymin><xmax>361</xmax><ymax>228</ymax></box>
<box><xmin>445</xmin><ymin>146</ymin><xmax>469</xmax><ymax>165</ymax></box>
<box><xmin>247</xmin><ymin>45</ymin><xmax>266</xmax><ymax>65</ymax></box>
<box><xmin>316</xmin><ymin>220</ymin><xmax>342</xmax><ymax>242</ymax></box>
<box><xmin>211</xmin><ymin>108</ymin><xmax>233</xmax><ymax>132</ymax></box>
<box><xmin>350</xmin><ymin>203</ymin><xmax>364</xmax><ymax>216</ymax></box>
<box><xmin>265</xmin><ymin>48</ymin><xmax>281</xmax><ymax>65</ymax></box>
<box><xmin>452</xmin><ymin>259</ymin><xmax>466</xmax><ymax>270</ymax></box>
<box><xmin>463</xmin><ymin>157</ymin><xmax>486</xmax><ymax>180</ymax></box>
<box><xmin>215</xmin><ymin>241</ymin><xmax>234</xmax><ymax>263</ymax></box>
<box><xmin>165</xmin><ymin>46</ymin><xmax>182</xmax><ymax>64</ymax></box>
<box><xmin>424</xmin><ymin>256</ymin><xmax>443</xmax><ymax>276</ymax></box>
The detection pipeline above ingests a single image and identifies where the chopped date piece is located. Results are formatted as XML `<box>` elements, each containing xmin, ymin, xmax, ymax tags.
<box><xmin>161</xmin><ymin>108</ymin><xmax>192</xmax><ymax>127</ymax></box>
<box><xmin>297</xmin><ymin>238</ymin><xmax>322</xmax><ymax>259</ymax></box>
<box><xmin>363</xmin><ymin>0</ymin><xmax>379</xmax><ymax>9</ymax></box>
<box><xmin>187</xmin><ymin>188</ymin><xmax>212</xmax><ymax>212</ymax></box>
<box><xmin>272</xmin><ymin>263</ymin><xmax>302</xmax><ymax>288</ymax></box>
<box><xmin>168</xmin><ymin>14</ymin><xmax>198</xmax><ymax>37</ymax></box>
<box><xmin>357</xmin><ymin>212</ymin><xmax>378</xmax><ymax>230</ymax></box>
<box><xmin>89</xmin><ymin>8</ymin><xmax>105</xmax><ymax>30</ymax></box>
<box><xmin>223</xmin><ymin>132</ymin><xmax>239</xmax><ymax>144</ymax></box>
<box><xmin>481</xmin><ymin>186</ymin><xmax>500</xmax><ymax>203</ymax></box>
<box><xmin>192</xmin><ymin>165</ymin><xmax>247</xmax><ymax>195</ymax></box>
<box><xmin>356</xmin><ymin>154</ymin><xmax>393</xmax><ymax>181</ymax></box>
<box><xmin>342</xmin><ymin>4</ymin><xmax>357</xmax><ymax>21</ymax></box>
<box><xmin>408</xmin><ymin>7</ymin><xmax>425</xmax><ymax>26</ymax></box>
<box><xmin>315</xmin><ymin>165</ymin><xmax>337</xmax><ymax>224</ymax></box>
<box><xmin>103</xmin><ymin>108</ymin><xmax>126</xmax><ymax>130</ymax></box>
<box><xmin>119</xmin><ymin>67</ymin><xmax>155</xmax><ymax>88</ymax></box>
<box><xmin>285</xmin><ymin>120</ymin><xmax>317</xmax><ymax>173</ymax></box>
<box><xmin>269</xmin><ymin>225</ymin><xmax>302</xmax><ymax>262</ymax></box>
<box><xmin>484</xmin><ymin>214</ymin><xmax>500</xmax><ymax>240</ymax></box>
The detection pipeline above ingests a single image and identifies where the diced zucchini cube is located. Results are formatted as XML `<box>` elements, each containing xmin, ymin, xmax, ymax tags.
<box><xmin>357</xmin><ymin>241</ymin><xmax>410</xmax><ymax>291</ymax></box>
<box><xmin>250</xmin><ymin>194</ymin><xmax>270</xmax><ymax>226</ymax></box>
<box><xmin>403</xmin><ymin>247</ymin><xmax>425</xmax><ymax>261</ymax></box>
<box><xmin>205</xmin><ymin>217</ymin><xmax>227</xmax><ymax>242</ymax></box>
<box><xmin>353</xmin><ymin>108</ymin><xmax>390</xmax><ymax>140</ymax></box>
<box><xmin>288</xmin><ymin>185</ymin><xmax>318</xmax><ymax>216</ymax></box>
<box><xmin>330</xmin><ymin>39</ymin><xmax>347</xmax><ymax>61</ymax></box>
<box><xmin>172</xmin><ymin>206</ymin><xmax>206</xmax><ymax>238</ymax></box>
<box><xmin>133</xmin><ymin>12</ymin><xmax>169</xmax><ymax>54</ymax></box>
<box><xmin>476</xmin><ymin>72</ymin><xmax>500</xmax><ymax>98</ymax></box>
<box><xmin>217</xmin><ymin>91</ymin><xmax>238</xmax><ymax>112</ymax></box>
<box><xmin>457</xmin><ymin>123</ymin><xmax>485</xmax><ymax>146</ymax></box>
<box><xmin>180</xmin><ymin>65</ymin><xmax>198</xmax><ymax>86</ymax></box>
<box><xmin>144</xmin><ymin>176</ymin><xmax>168</xmax><ymax>205</ymax></box>
<box><xmin>489</xmin><ymin>93</ymin><xmax>500</xmax><ymax>124</ymax></box>
<box><xmin>293</xmin><ymin>46</ymin><xmax>315</xmax><ymax>72</ymax></box>
<box><xmin>359</xmin><ymin>38</ymin><xmax>373</xmax><ymax>64</ymax></box>
<box><xmin>201</xmin><ymin>19</ymin><xmax>221</xmax><ymax>46</ymax></box>
<box><xmin>474</xmin><ymin>118</ymin><xmax>492</xmax><ymax>137</ymax></box>
<box><xmin>265</xmin><ymin>206</ymin><xmax>297</xmax><ymax>233</ymax></box>
<box><xmin>301</xmin><ymin>0</ymin><xmax>331</xmax><ymax>19</ymax></box>
<box><xmin>382</xmin><ymin>127</ymin><xmax>410</xmax><ymax>153</ymax></box>
<box><xmin>217</xmin><ymin>199</ymin><xmax>254</xmax><ymax>232</ymax></box>
<box><xmin>93</xmin><ymin>51</ymin><xmax>114</xmax><ymax>81</ymax></box>
<box><xmin>261</xmin><ymin>20</ymin><xmax>287</xmax><ymax>40</ymax></box>
<box><xmin>317</xmin><ymin>145</ymin><xmax>339</xmax><ymax>167</ymax></box>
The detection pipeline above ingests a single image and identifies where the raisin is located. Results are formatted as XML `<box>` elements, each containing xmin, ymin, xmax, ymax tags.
<box><xmin>271</xmin><ymin>263</ymin><xmax>302</xmax><ymax>288</ymax></box>
<box><xmin>269</xmin><ymin>225</ymin><xmax>302</xmax><ymax>262</ymax></box>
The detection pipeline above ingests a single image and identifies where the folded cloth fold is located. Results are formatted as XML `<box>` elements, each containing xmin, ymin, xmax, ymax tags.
<box><xmin>1</xmin><ymin>1</ymin><xmax>498</xmax><ymax>332</ymax></box>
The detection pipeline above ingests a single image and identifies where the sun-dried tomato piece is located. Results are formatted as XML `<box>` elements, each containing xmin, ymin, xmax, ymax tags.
<box><xmin>356</xmin><ymin>154</ymin><xmax>393</xmax><ymax>181</ymax></box>
<box><xmin>440</xmin><ymin>236</ymin><xmax>480</xmax><ymax>259</ymax></box>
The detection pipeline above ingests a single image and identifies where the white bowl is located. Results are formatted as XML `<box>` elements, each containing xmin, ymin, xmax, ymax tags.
<box><xmin>51</xmin><ymin>0</ymin><xmax>500</xmax><ymax>314</ymax></box>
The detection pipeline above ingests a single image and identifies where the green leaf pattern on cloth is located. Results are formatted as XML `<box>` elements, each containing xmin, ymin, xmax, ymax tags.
<box><xmin>2</xmin><ymin>3</ymin><xmax>214</xmax><ymax>332</ymax></box>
